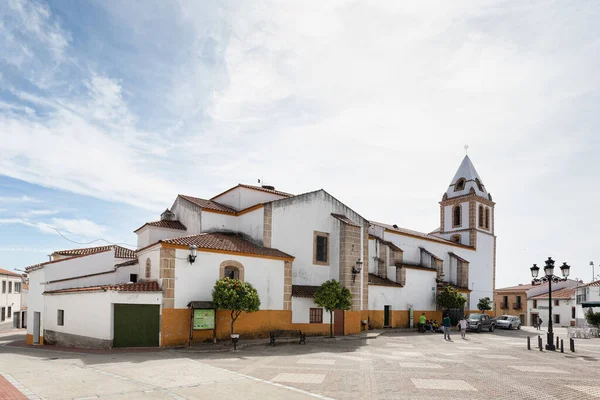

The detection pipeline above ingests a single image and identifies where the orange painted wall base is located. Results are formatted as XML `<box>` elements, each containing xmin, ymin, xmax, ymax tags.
<box><xmin>368</xmin><ymin>310</ymin><xmax>442</xmax><ymax>329</ymax></box>
<box><xmin>25</xmin><ymin>334</ymin><xmax>43</xmax><ymax>345</ymax></box>
<box><xmin>161</xmin><ymin>308</ymin><xmax>364</xmax><ymax>347</ymax></box>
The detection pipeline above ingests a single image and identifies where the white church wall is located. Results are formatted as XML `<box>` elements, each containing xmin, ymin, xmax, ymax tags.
<box><xmin>270</xmin><ymin>192</ymin><xmax>342</xmax><ymax>286</ymax></box>
<box><xmin>137</xmin><ymin>226</ymin><xmax>187</xmax><ymax>249</ymax></box>
<box><xmin>237</xmin><ymin>207</ymin><xmax>264</xmax><ymax>243</ymax></box>
<box><xmin>212</xmin><ymin>186</ymin><xmax>286</xmax><ymax>211</ymax></box>
<box><xmin>173</xmin><ymin>248</ymin><xmax>285</xmax><ymax>310</ymax></box>
<box><xmin>291</xmin><ymin>297</ymin><xmax>332</xmax><ymax>324</ymax></box>
<box><xmin>201</xmin><ymin>211</ymin><xmax>238</xmax><ymax>233</ymax></box>
<box><xmin>171</xmin><ymin>197</ymin><xmax>202</xmax><ymax>235</ymax></box>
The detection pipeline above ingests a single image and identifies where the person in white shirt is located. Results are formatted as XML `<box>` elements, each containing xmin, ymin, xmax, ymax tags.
<box><xmin>458</xmin><ymin>317</ymin><xmax>468</xmax><ymax>339</ymax></box>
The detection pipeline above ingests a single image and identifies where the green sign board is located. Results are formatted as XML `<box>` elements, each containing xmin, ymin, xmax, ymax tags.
<box><xmin>193</xmin><ymin>309</ymin><xmax>215</xmax><ymax>330</ymax></box>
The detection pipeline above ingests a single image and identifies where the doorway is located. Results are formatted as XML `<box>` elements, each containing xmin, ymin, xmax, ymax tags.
<box><xmin>384</xmin><ymin>305</ymin><xmax>391</xmax><ymax>327</ymax></box>
<box><xmin>531</xmin><ymin>313</ymin><xmax>538</xmax><ymax>327</ymax></box>
<box><xmin>33</xmin><ymin>312</ymin><xmax>41</xmax><ymax>344</ymax></box>
<box><xmin>333</xmin><ymin>310</ymin><xmax>344</xmax><ymax>336</ymax></box>
<box><xmin>114</xmin><ymin>304</ymin><xmax>160</xmax><ymax>347</ymax></box>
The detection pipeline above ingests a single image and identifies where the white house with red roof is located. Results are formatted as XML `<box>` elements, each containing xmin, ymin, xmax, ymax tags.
<box><xmin>576</xmin><ymin>279</ymin><xmax>600</xmax><ymax>327</ymax></box>
<box><xmin>1</xmin><ymin>268</ymin><xmax>23</xmax><ymax>331</ymax></box>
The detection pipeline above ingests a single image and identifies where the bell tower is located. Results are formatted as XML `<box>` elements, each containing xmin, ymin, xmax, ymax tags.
<box><xmin>436</xmin><ymin>155</ymin><xmax>495</xmax><ymax>248</ymax></box>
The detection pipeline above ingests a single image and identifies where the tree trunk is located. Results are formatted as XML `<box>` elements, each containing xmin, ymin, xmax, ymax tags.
<box><xmin>230</xmin><ymin>311</ymin><xmax>235</xmax><ymax>335</ymax></box>
<box><xmin>330</xmin><ymin>311</ymin><xmax>333</xmax><ymax>338</ymax></box>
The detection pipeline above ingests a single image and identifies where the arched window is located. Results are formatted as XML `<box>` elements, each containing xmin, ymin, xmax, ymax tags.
<box><xmin>450</xmin><ymin>234</ymin><xmax>461</xmax><ymax>243</ymax></box>
<box><xmin>485</xmin><ymin>208</ymin><xmax>490</xmax><ymax>229</ymax></box>
<box><xmin>219</xmin><ymin>260</ymin><xmax>245</xmax><ymax>282</ymax></box>
<box><xmin>224</xmin><ymin>266</ymin><xmax>239</xmax><ymax>280</ymax></box>
<box><xmin>453</xmin><ymin>205</ymin><xmax>462</xmax><ymax>227</ymax></box>
<box><xmin>475</xmin><ymin>178</ymin><xmax>484</xmax><ymax>192</ymax></box>
<box><xmin>478</xmin><ymin>205</ymin><xmax>484</xmax><ymax>228</ymax></box>
<box><xmin>454</xmin><ymin>178</ymin><xmax>466</xmax><ymax>191</ymax></box>
<box><xmin>145</xmin><ymin>258</ymin><xmax>151</xmax><ymax>279</ymax></box>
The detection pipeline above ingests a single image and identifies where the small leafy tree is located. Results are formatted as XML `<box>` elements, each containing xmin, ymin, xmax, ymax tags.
<box><xmin>314</xmin><ymin>280</ymin><xmax>352</xmax><ymax>338</ymax></box>
<box><xmin>585</xmin><ymin>309</ymin><xmax>600</xmax><ymax>328</ymax></box>
<box><xmin>212</xmin><ymin>277</ymin><xmax>261</xmax><ymax>335</ymax></box>
<box><xmin>477</xmin><ymin>297</ymin><xmax>492</xmax><ymax>312</ymax></box>
<box><xmin>437</xmin><ymin>286</ymin><xmax>467</xmax><ymax>311</ymax></box>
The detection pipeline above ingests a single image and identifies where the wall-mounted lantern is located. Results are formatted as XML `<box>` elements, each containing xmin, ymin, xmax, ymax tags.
<box><xmin>352</xmin><ymin>259</ymin><xmax>363</xmax><ymax>282</ymax></box>
<box><xmin>189</xmin><ymin>245</ymin><xmax>198</xmax><ymax>264</ymax></box>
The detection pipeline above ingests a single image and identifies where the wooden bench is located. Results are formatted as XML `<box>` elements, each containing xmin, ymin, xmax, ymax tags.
<box><xmin>269</xmin><ymin>329</ymin><xmax>306</xmax><ymax>346</ymax></box>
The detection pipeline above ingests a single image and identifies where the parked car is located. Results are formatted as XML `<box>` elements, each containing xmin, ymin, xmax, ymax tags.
<box><xmin>465</xmin><ymin>313</ymin><xmax>496</xmax><ymax>332</ymax></box>
<box><xmin>496</xmin><ymin>315</ymin><xmax>521</xmax><ymax>330</ymax></box>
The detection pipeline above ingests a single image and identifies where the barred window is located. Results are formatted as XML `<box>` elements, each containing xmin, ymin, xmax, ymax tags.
<box><xmin>309</xmin><ymin>308</ymin><xmax>323</xmax><ymax>324</ymax></box>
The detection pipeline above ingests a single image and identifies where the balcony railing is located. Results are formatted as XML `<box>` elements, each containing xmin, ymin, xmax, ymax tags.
<box><xmin>512</xmin><ymin>302</ymin><xmax>522</xmax><ymax>310</ymax></box>
<box><xmin>500</xmin><ymin>303</ymin><xmax>509</xmax><ymax>309</ymax></box>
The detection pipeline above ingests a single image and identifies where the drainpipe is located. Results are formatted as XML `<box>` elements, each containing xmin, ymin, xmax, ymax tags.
<box><xmin>360</xmin><ymin>225</ymin><xmax>364</xmax><ymax>310</ymax></box>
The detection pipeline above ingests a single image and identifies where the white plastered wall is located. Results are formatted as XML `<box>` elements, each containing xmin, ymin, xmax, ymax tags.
<box><xmin>291</xmin><ymin>297</ymin><xmax>332</xmax><ymax>324</ymax></box>
<box><xmin>212</xmin><ymin>186</ymin><xmax>286</xmax><ymax>211</ymax></box>
<box><xmin>43</xmin><ymin>291</ymin><xmax>161</xmax><ymax>341</ymax></box>
<box><xmin>173</xmin><ymin>249</ymin><xmax>285</xmax><ymax>310</ymax></box>
<box><xmin>368</xmin><ymin>269</ymin><xmax>437</xmax><ymax>310</ymax></box>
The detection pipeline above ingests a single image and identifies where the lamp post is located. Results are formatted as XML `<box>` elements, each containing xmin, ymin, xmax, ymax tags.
<box><xmin>530</xmin><ymin>257</ymin><xmax>570</xmax><ymax>351</ymax></box>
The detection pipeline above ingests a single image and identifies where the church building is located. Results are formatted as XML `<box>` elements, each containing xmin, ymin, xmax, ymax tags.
<box><xmin>24</xmin><ymin>155</ymin><xmax>497</xmax><ymax>348</ymax></box>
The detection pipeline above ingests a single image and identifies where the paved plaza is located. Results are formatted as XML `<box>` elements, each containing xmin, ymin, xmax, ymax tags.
<box><xmin>1</xmin><ymin>327</ymin><xmax>600</xmax><ymax>400</ymax></box>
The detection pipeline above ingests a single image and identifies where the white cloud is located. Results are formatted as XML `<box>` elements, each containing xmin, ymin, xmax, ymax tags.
<box><xmin>0</xmin><ymin>195</ymin><xmax>40</xmax><ymax>203</ymax></box>
<box><xmin>0</xmin><ymin>1</ymin><xmax>599</xmax><ymax>287</ymax></box>
<box><xmin>18</xmin><ymin>209</ymin><xmax>59</xmax><ymax>217</ymax></box>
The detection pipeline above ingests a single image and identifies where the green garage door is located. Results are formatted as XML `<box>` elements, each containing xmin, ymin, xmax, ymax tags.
<box><xmin>113</xmin><ymin>304</ymin><xmax>160</xmax><ymax>347</ymax></box>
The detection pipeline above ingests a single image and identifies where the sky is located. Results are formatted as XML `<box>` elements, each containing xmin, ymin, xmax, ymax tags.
<box><xmin>0</xmin><ymin>0</ymin><xmax>598</xmax><ymax>288</ymax></box>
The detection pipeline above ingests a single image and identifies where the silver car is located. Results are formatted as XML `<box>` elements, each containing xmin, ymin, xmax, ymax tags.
<box><xmin>496</xmin><ymin>315</ymin><xmax>521</xmax><ymax>330</ymax></box>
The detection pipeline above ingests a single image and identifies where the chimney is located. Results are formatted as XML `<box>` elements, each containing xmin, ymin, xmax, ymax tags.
<box><xmin>160</xmin><ymin>208</ymin><xmax>176</xmax><ymax>221</ymax></box>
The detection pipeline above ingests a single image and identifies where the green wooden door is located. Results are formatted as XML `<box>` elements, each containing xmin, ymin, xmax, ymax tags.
<box><xmin>113</xmin><ymin>304</ymin><xmax>160</xmax><ymax>347</ymax></box>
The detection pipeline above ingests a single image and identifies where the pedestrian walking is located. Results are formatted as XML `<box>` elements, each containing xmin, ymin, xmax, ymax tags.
<box><xmin>537</xmin><ymin>317</ymin><xmax>543</xmax><ymax>330</ymax></box>
<box><xmin>442</xmin><ymin>314</ymin><xmax>452</xmax><ymax>341</ymax></box>
<box><xmin>418</xmin><ymin>313</ymin><xmax>426</xmax><ymax>333</ymax></box>
<box><xmin>458</xmin><ymin>316</ymin><xmax>467</xmax><ymax>339</ymax></box>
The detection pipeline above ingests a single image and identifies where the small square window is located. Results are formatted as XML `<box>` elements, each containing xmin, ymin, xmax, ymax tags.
<box><xmin>57</xmin><ymin>310</ymin><xmax>64</xmax><ymax>326</ymax></box>
<box><xmin>130</xmin><ymin>274</ymin><xmax>138</xmax><ymax>283</ymax></box>
<box><xmin>554</xmin><ymin>299</ymin><xmax>559</xmax><ymax>306</ymax></box>
<box><xmin>553</xmin><ymin>314</ymin><xmax>560</xmax><ymax>324</ymax></box>
<box><xmin>309</xmin><ymin>308</ymin><xmax>323</xmax><ymax>324</ymax></box>
<box><xmin>14</xmin><ymin>282</ymin><xmax>21</xmax><ymax>293</ymax></box>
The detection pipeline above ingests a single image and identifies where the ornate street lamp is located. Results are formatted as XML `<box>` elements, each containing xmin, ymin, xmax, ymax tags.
<box><xmin>530</xmin><ymin>257</ymin><xmax>570</xmax><ymax>351</ymax></box>
<box><xmin>352</xmin><ymin>259</ymin><xmax>363</xmax><ymax>282</ymax></box>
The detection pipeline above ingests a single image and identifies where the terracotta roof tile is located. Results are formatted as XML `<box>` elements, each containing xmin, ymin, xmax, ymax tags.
<box><xmin>292</xmin><ymin>285</ymin><xmax>319</xmax><ymax>298</ymax></box>
<box><xmin>371</xmin><ymin>221</ymin><xmax>470</xmax><ymax>247</ymax></box>
<box><xmin>134</xmin><ymin>220</ymin><xmax>187</xmax><ymax>233</ymax></box>
<box><xmin>531</xmin><ymin>287</ymin><xmax>576</xmax><ymax>300</ymax></box>
<box><xmin>161</xmin><ymin>233</ymin><xmax>294</xmax><ymax>259</ymax></box>
<box><xmin>178</xmin><ymin>194</ymin><xmax>237</xmax><ymax>213</ymax></box>
<box><xmin>368</xmin><ymin>273</ymin><xmax>403</xmax><ymax>287</ymax></box>
<box><xmin>115</xmin><ymin>259</ymin><xmax>138</xmax><ymax>268</ymax></box>
<box><xmin>44</xmin><ymin>281</ymin><xmax>161</xmax><ymax>294</ymax></box>
<box><xmin>583</xmin><ymin>279</ymin><xmax>600</xmax><ymax>288</ymax></box>
<box><xmin>495</xmin><ymin>283</ymin><xmax>537</xmax><ymax>292</ymax></box>
<box><xmin>0</xmin><ymin>268</ymin><xmax>21</xmax><ymax>277</ymax></box>
<box><xmin>331</xmin><ymin>213</ymin><xmax>360</xmax><ymax>227</ymax></box>
<box><xmin>54</xmin><ymin>245</ymin><xmax>135</xmax><ymax>259</ymax></box>
<box><xmin>211</xmin><ymin>184</ymin><xmax>293</xmax><ymax>201</ymax></box>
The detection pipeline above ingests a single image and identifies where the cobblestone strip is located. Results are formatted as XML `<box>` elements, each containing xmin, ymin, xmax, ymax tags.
<box><xmin>0</xmin><ymin>373</ymin><xmax>42</xmax><ymax>400</ymax></box>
